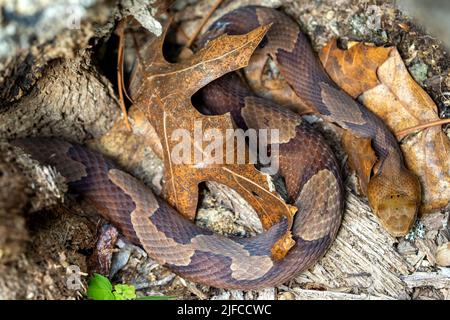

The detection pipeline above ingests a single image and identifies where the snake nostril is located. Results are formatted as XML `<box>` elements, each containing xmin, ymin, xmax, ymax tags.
<box><xmin>252</xmin><ymin>191</ymin><xmax>260</xmax><ymax>198</ymax></box>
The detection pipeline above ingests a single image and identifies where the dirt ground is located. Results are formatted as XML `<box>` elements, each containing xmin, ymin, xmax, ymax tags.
<box><xmin>0</xmin><ymin>0</ymin><xmax>449</xmax><ymax>300</ymax></box>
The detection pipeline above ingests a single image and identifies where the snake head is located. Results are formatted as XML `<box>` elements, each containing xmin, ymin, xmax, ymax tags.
<box><xmin>367</xmin><ymin>167</ymin><xmax>421</xmax><ymax>237</ymax></box>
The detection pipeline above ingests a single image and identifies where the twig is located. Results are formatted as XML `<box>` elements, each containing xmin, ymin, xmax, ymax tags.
<box><xmin>178</xmin><ymin>27</ymin><xmax>191</xmax><ymax>43</ymax></box>
<box><xmin>186</xmin><ymin>0</ymin><xmax>224</xmax><ymax>48</ymax></box>
<box><xmin>395</xmin><ymin>118</ymin><xmax>450</xmax><ymax>140</ymax></box>
<box><xmin>116</xmin><ymin>19</ymin><xmax>132</xmax><ymax>131</ymax></box>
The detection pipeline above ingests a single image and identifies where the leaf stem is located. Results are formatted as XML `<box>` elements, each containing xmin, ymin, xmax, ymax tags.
<box><xmin>186</xmin><ymin>0</ymin><xmax>224</xmax><ymax>48</ymax></box>
<box><xmin>396</xmin><ymin>118</ymin><xmax>450</xmax><ymax>140</ymax></box>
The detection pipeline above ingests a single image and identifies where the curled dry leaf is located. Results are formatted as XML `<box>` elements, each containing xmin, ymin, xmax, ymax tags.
<box><xmin>320</xmin><ymin>40</ymin><xmax>450</xmax><ymax>213</ymax></box>
<box><xmin>436</xmin><ymin>243</ymin><xmax>450</xmax><ymax>267</ymax></box>
<box><xmin>89</xmin><ymin>106</ymin><xmax>165</xmax><ymax>193</ymax></box>
<box><xmin>127</xmin><ymin>23</ymin><xmax>297</xmax><ymax>258</ymax></box>
<box><xmin>319</xmin><ymin>41</ymin><xmax>391</xmax><ymax>98</ymax></box>
<box><xmin>94</xmin><ymin>106</ymin><xmax>163</xmax><ymax>160</ymax></box>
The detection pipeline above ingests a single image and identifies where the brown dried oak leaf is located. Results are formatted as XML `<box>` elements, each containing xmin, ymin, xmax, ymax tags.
<box><xmin>128</xmin><ymin>24</ymin><xmax>297</xmax><ymax>258</ymax></box>
<box><xmin>320</xmin><ymin>40</ymin><xmax>450</xmax><ymax>213</ymax></box>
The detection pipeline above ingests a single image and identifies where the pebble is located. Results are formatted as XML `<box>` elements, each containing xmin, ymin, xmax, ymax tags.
<box><xmin>326</xmin><ymin>11</ymin><xmax>335</xmax><ymax>20</ymax></box>
<box><xmin>278</xmin><ymin>292</ymin><xmax>295</xmax><ymax>300</ymax></box>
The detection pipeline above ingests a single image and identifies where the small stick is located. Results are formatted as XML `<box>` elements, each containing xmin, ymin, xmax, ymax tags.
<box><xmin>117</xmin><ymin>18</ymin><xmax>132</xmax><ymax>130</ymax></box>
<box><xmin>186</xmin><ymin>0</ymin><xmax>224</xmax><ymax>48</ymax></box>
<box><xmin>130</xmin><ymin>31</ymin><xmax>145</xmax><ymax>72</ymax></box>
<box><xmin>395</xmin><ymin>118</ymin><xmax>450</xmax><ymax>140</ymax></box>
<box><xmin>178</xmin><ymin>27</ymin><xmax>191</xmax><ymax>43</ymax></box>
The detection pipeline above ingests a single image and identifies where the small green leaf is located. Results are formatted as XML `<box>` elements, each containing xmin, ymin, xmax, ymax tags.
<box><xmin>87</xmin><ymin>273</ymin><xmax>115</xmax><ymax>300</ymax></box>
<box><xmin>86</xmin><ymin>273</ymin><xmax>177</xmax><ymax>300</ymax></box>
<box><xmin>113</xmin><ymin>284</ymin><xmax>137</xmax><ymax>300</ymax></box>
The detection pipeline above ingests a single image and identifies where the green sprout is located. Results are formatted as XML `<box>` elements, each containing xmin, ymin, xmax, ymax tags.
<box><xmin>86</xmin><ymin>273</ymin><xmax>174</xmax><ymax>300</ymax></box>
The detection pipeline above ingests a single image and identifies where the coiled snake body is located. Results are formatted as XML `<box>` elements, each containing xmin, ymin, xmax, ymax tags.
<box><xmin>12</xmin><ymin>6</ymin><xmax>420</xmax><ymax>289</ymax></box>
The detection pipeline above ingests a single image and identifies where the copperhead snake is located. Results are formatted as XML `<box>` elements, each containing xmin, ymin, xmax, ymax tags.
<box><xmin>12</xmin><ymin>6</ymin><xmax>421</xmax><ymax>289</ymax></box>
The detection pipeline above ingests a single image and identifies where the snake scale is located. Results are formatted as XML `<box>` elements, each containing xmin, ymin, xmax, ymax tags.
<box><xmin>12</xmin><ymin>6</ymin><xmax>420</xmax><ymax>289</ymax></box>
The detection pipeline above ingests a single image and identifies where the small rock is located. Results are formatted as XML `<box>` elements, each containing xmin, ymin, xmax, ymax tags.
<box><xmin>278</xmin><ymin>292</ymin><xmax>295</xmax><ymax>300</ymax></box>
<box><xmin>326</xmin><ymin>11</ymin><xmax>335</xmax><ymax>20</ymax></box>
